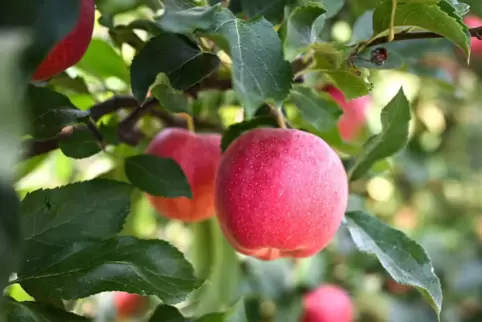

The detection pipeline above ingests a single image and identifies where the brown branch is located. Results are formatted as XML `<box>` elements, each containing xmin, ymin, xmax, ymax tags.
<box><xmin>367</xmin><ymin>26</ymin><xmax>482</xmax><ymax>48</ymax></box>
<box><xmin>90</xmin><ymin>96</ymin><xmax>139</xmax><ymax>121</ymax></box>
<box><xmin>185</xmin><ymin>74</ymin><xmax>232</xmax><ymax>99</ymax></box>
<box><xmin>23</xmin><ymin>94</ymin><xmax>223</xmax><ymax>159</ymax></box>
<box><xmin>291</xmin><ymin>26</ymin><xmax>482</xmax><ymax>76</ymax></box>
<box><xmin>22</xmin><ymin>126</ymin><xmax>75</xmax><ymax>159</ymax></box>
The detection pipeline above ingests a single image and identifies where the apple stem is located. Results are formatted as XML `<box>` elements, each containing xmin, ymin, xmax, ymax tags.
<box><xmin>176</xmin><ymin>113</ymin><xmax>195</xmax><ymax>132</ymax></box>
<box><xmin>270</xmin><ymin>105</ymin><xmax>287</xmax><ymax>129</ymax></box>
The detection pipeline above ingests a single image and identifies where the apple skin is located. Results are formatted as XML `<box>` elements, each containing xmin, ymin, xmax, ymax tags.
<box><xmin>386</xmin><ymin>278</ymin><xmax>412</xmax><ymax>295</ymax></box>
<box><xmin>113</xmin><ymin>292</ymin><xmax>147</xmax><ymax>319</ymax></box>
<box><xmin>32</xmin><ymin>0</ymin><xmax>95</xmax><ymax>81</ymax></box>
<box><xmin>301</xmin><ymin>285</ymin><xmax>354</xmax><ymax>322</ymax></box>
<box><xmin>464</xmin><ymin>15</ymin><xmax>482</xmax><ymax>55</ymax></box>
<box><xmin>145</xmin><ymin>128</ymin><xmax>222</xmax><ymax>222</ymax></box>
<box><xmin>324</xmin><ymin>85</ymin><xmax>371</xmax><ymax>141</ymax></box>
<box><xmin>214</xmin><ymin>128</ymin><xmax>348</xmax><ymax>261</ymax></box>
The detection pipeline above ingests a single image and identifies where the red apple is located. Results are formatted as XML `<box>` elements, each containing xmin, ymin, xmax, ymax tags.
<box><xmin>145</xmin><ymin>128</ymin><xmax>222</xmax><ymax>222</ymax></box>
<box><xmin>386</xmin><ymin>278</ymin><xmax>412</xmax><ymax>295</ymax></box>
<box><xmin>32</xmin><ymin>0</ymin><xmax>96</xmax><ymax>81</ymax></box>
<box><xmin>301</xmin><ymin>285</ymin><xmax>353</xmax><ymax>322</ymax></box>
<box><xmin>464</xmin><ymin>15</ymin><xmax>482</xmax><ymax>55</ymax></box>
<box><xmin>324</xmin><ymin>85</ymin><xmax>371</xmax><ymax>141</ymax></box>
<box><xmin>113</xmin><ymin>292</ymin><xmax>147</xmax><ymax>319</ymax></box>
<box><xmin>214</xmin><ymin>128</ymin><xmax>348</xmax><ymax>261</ymax></box>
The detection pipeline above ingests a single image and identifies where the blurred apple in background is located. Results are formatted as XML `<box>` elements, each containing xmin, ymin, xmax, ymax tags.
<box><xmin>453</xmin><ymin>15</ymin><xmax>482</xmax><ymax>76</ymax></box>
<box><xmin>301</xmin><ymin>284</ymin><xmax>353</xmax><ymax>322</ymax></box>
<box><xmin>464</xmin><ymin>15</ymin><xmax>482</xmax><ymax>55</ymax></box>
<box><xmin>145</xmin><ymin>128</ymin><xmax>222</xmax><ymax>222</ymax></box>
<box><xmin>32</xmin><ymin>0</ymin><xmax>95</xmax><ymax>81</ymax></box>
<box><xmin>113</xmin><ymin>292</ymin><xmax>147</xmax><ymax>319</ymax></box>
<box><xmin>323</xmin><ymin>85</ymin><xmax>371</xmax><ymax>142</ymax></box>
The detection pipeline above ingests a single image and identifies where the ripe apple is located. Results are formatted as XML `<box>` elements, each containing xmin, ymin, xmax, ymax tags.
<box><xmin>301</xmin><ymin>285</ymin><xmax>353</xmax><ymax>322</ymax></box>
<box><xmin>214</xmin><ymin>128</ymin><xmax>348</xmax><ymax>260</ymax></box>
<box><xmin>323</xmin><ymin>85</ymin><xmax>371</xmax><ymax>141</ymax></box>
<box><xmin>32</xmin><ymin>0</ymin><xmax>96</xmax><ymax>81</ymax></box>
<box><xmin>145</xmin><ymin>128</ymin><xmax>222</xmax><ymax>222</ymax></box>
<box><xmin>113</xmin><ymin>292</ymin><xmax>147</xmax><ymax>319</ymax></box>
<box><xmin>464</xmin><ymin>15</ymin><xmax>482</xmax><ymax>55</ymax></box>
<box><xmin>386</xmin><ymin>278</ymin><xmax>412</xmax><ymax>295</ymax></box>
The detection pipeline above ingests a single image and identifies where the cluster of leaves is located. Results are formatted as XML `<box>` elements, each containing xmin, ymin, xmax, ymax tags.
<box><xmin>0</xmin><ymin>0</ymin><xmax>480</xmax><ymax>321</ymax></box>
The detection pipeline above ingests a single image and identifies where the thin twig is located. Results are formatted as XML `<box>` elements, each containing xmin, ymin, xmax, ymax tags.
<box><xmin>367</xmin><ymin>26</ymin><xmax>482</xmax><ymax>48</ymax></box>
<box><xmin>90</xmin><ymin>95</ymin><xmax>140</xmax><ymax>121</ymax></box>
<box><xmin>23</xmin><ymin>96</ymin><xmax>222</xmax><ymax>159</ymax></box>
<box><xmin>85</xmin><ymin>118</ymin><xmax>107</xmax><ymax>150</ymax></box>
<box><xmin>292</xmin><ymin>26</ymin><xmax>482</xmax><ymax>76</ymax></box>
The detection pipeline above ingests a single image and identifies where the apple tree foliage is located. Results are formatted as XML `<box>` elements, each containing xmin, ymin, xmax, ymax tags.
<box><xmin>0</xmin><ymin>0</ymin><xmax>481</xmax><ymax>321</ymax></box>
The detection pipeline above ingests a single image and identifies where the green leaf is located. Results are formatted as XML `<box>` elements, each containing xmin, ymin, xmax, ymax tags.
<box><xmin>109</xmin><ymin>24</ymin><xmax>148</xmax><ymax>50</ymax></box>
<box><xmin>223</xmin><ymin>300</ymin><xmax>249</xmax><ymax>322</ymax></box>
<box><xmin>310</xmin><ymin>42</ymin><xmax>353</xmax><ymax>70</ymax></box>
<box><xmin>3</xmin><ymin>297</ymin><xmax>91</xmax><ymax>321</ymax></box>
<box><xmin>324</xmin><ymin>71</ymin><xmax>372</xmax><ymax>100</ymax></box>
<box><xmin>156</xmin><ymin>0</ymin><xmax>222</xmax><ymax>34</ymax></box>
<box><xmin>149</xmin><ymin>300</ymin><xmax>249</xmax><ymax>322</ymax></box>
<box><xmin>399</xmin><ymin>0</ymin><xmax>440</xmax><ymax>3</ymax></box>
<box><xmin>344</xmin><ymin>211</ymin><xmax>442</xmax><ymax>318</ymax></box>
<box><xmin>197</xmin><ymin>299</ymin><xmax>249</xmax><ymax>322</ymax></box>
<box><xmin>151</xmin><ymin>74</ymin><xmax>191</xmax><ymax>113</ymax></box>
<box><xmin>221</xmin><ymin>116</ymin><xmax>279</xmax><ymax>152</ymax></box>
<box><xmin>322</xmin><ymin>0</ymin><xmax>346</xmax><ymax>18</ymax></box>
<box><xmin>241</xmin><ymin>0</ymin><xmax>288</xmax><ymax>24</ymax></box>
<box><xmin>287</xmin><ymin>84</ymin><xmax>342</xmax><ymax>132</ymax></box>
<box><xmin>204</xmin><ymin>9</ymin><xmax>293</xmax><ymax>117</ymax></box>
<box><xmin>124</xmin><ymin>154</ymin><xmax>193</xmax><ymax>198</ymax></box>
<box><xmin>130</xmin><ymin>32</ymin><xmax>220</xmax><ymax>102</ymax></box>
<box><xmin>349</xmin><ymin>87</ymin><xmax>411</xmax><ymax>181</ymax></box>
<box><xmin>181</xmin><ymin>218</ymin><xmax>241</xmax><ymax>317</ymax></box>
<box><xmin>20</xmin><ymin>179</ymin><xmax>133</xmax><ymax>246</ymax></box>
<box><xmin>310</xmin><ymin>43</ymin><xmax>372</xmax><ymax>99</ymax></box>
<box><xmin>352</xmin><ymin>48</ymin><xmax>404</xmax><ymax>70</ymax></box>
<box><xmin>196</xmin><ymin>313</ymin><xmax>226</xmax><ymax>322</ymax></box>
<box><xmin>351</xmin><ymin>10</ymin><xmax>374</xmax><ymax>43</ymax></box>
<box><xmin>282</xmin><ymin>3</ymin><xmax>326</xmax><ymax>60</ymax></box>
<box><xmin>59</xmin><ymin>126</ymin><xmax>102</xmax><ymax>159</ymax></box>
<box><xmin>0</xmin><ymin>184</ymin><xmax>21</xmax><ymax>293</ymax></box>
<box><xmin>98</xmin><ymin>121</ymin><xmax>121</xmax><ymax>145</ymax></box>
<box><xmin>76</xmin><ymin>38</ymin><xmax>130</xmax><ymax>83</ymax></box>
<box><xmin>461</xmin><ymin>0</ymin><xmax>479</xmax><ymax>16</ymax></box>
<box><xmin>372</xmin><ymin>0</ymin><xmax>471</xmax><ymax>60</ymax></box>
<box><xmin>48</xmin><ymin>73</ymin><xmax>91</xmax><ymax>95</ymax></box>
<box><xmin>26</xmin><ymin>85</ymin><xmax>90</xmax><ymax>140</ymax></box>
<box><xmin>445</xmin><ymin>0</ymin><xmax>470</xmax><ymax>17</ymax></box>
<box><xmin>96</xmin><ymin>0</ymin><xmax>161</xmax><ymax>28</ymax></box>
<box><xmin>149</xmin><ymin>304</ymin><xmax>185</xmax><ymax>322</ymax></box>
<box><xmin>229</xmin><ymin>0</ymin><xmax>243</xmax><ymax>14</ymax></box>
<box><xmin>16</xmin><ymin>236</ymin><xmax>201</xmax><ymax>302</ymax></box>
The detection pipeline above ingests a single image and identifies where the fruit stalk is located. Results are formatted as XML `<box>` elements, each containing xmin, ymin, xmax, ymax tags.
<box><xmin>176</xmin><ymin>112</ymin><xmax>196</xmax><ymax>132</ymax></box>
<box><xmin>268</xmin><ymin>105</ymin><xmax>287</xmax><ymax>129</ymax></box>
